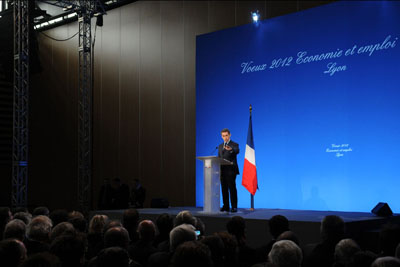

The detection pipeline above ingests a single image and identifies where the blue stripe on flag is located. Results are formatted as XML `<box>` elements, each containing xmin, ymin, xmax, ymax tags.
<box><xmin>247</xmin><ymin>115</ymin><xmax>255</xmax><ymax>149</ymax></box>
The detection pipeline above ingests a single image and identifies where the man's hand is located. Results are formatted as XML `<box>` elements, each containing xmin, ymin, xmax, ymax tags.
<box><xmin>225</xmin><ymin>145</ymin><xmax>232</xmax><ymax>151</ymax></box>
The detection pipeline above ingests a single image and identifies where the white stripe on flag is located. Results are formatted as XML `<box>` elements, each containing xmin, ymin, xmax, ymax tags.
<box><xmin>244</xmin><ymin>144</ymin><xmax>256</xmax><ymax>166</ymax></box>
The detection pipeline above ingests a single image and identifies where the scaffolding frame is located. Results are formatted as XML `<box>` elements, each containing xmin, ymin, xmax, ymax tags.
<box><xmin>12</xmin><ymin>0</ymin><xmax>30</xmax><ymax>207</ymax></box>
<box><xmin>77</xmin><ymin>0</ymin><xmax>95</xmax><ymax>213</ymax></box>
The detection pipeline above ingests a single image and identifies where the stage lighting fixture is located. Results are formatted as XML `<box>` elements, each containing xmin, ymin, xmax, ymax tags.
<box><xmin>251</xmin><ymin>10</ymin><xmax>260</xmax><ymax>23</ymax></box>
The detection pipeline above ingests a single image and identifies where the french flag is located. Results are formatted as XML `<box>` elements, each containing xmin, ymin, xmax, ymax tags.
<box><xmin>242</xmin><ymin>112</ymin><xmax>258</xmax><ymax>195</ymax></box>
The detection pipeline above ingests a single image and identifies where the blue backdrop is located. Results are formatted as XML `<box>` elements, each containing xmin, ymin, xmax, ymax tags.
<box><xmin>196</xmin><ymin>1</ymin><xmax>400</xmax><ymax>212</ymax></box>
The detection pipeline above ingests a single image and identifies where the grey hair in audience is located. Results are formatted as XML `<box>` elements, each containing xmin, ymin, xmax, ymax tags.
<box><xmin>371</xmin><ymin>256</ymin><xmax>400</xmax><ymax>267</ymax></box>
<box><xmin>334</xmin><ymin>238</ymin><xmax>360</xmax><ymax>265</ymax></box>
<box><xmin>174</xmin><ymin>210</ymin><xmax>197</xmax><ymax>228</ymax></box>
<box><xmin>170</xmin><ymin>223</ymin><xmax>197</xmax><ymax>252</ymax></box>
<box><xmin>27</xmin><ymin>215</ymin><xmax>53</xmax><ymax>242</ymax></box>
<box><xmin>4</xmin><ymin>219</ymin><xmax>26</xmax><ymax>241</ymax></box>
<box><xmin>268</xmin><ymin>240</ymin><xmax>302</xmax><ymax>267</ymax></box>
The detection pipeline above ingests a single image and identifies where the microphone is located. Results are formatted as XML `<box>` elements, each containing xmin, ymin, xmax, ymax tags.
<box><xmin>210</xmin><ymin>146</ymin><xmax>218</xmax><ymax>155</ymax></box>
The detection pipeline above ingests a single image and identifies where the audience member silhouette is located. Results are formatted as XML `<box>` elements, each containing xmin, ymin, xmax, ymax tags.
<box><xmin>25</xmin><ymin>215</ymin><xmax>53</xmax><ymax>255</ymax></box>
<box><xmin>122</xmin><ymin>208</ymin><xmax>140</xmax><ymax>244</ymax></box>
<box><xmin>50</xmin><ymin>222</ymin><xmax>76</xmax><ymax>242</ymax></box>
<box><xmin>20</xmin><ymin>252</ymin><xmax>61</xmax><ymax>267</ymax></box>
<box><xmin>50</xmin><ymin>234</ymin><xmax>85</xmax><ymax>267</ymax></box>
<box><xmin>96</xmin><ymin>247</ymin><xmax>131</xmax><ymax>267</ymax></box>
<box><xmin>268</xmin><ymin>240</ymin><xmax>302</xmax><ymax>267</ymax></box>
<box><xmin>49</xmin><ymin>210</ymin><xmax>68</xmax><ymax>227</ymax></box>
<box><xmin>276</xmin><ymin>231</ymin><xmax>300</xmax><ymax>246</ymax></box>
<box><xmin>0</xmin><ymin>207</ymin><xmax>12</xmax><ymax>240</ymax></box>
<box><xmin>173</xmin><ymin>210</ymin><xmax>197</xmax><ymax>228</ymax></box>
<box><xmin>153</xmin><ymin>213</ymin><xmax>173</xmax><ymax>251</ymax></box>
<box><xmin>129</xmin><ymin>220</ymin><xmax>158</xmax><ymax>266</ymax></box>
<box><xmin>304</xmin><ymin>215</ymin><xmax>345</xmax><ymax>267</ymax></box>
<box><xmin>171</xmin><ymin>241</ymin><xmax>213</xmax><ymax>267</ymax></box>
<box><xmin>226</xmin><ymin>215</ymin><xmax>256</xmax><ymax>267</ymax></box>
<box><xmin>371</xmin><ymin>256</ymin><xmax>400</xmax><ymax>267</ymax></box>
<box><xmin>4</xmin><ymin>219</ymin><xmax>26</xmax><ymax>241</ymax></box>
<box><xmin>349</xmin><ymin>250</ymin><xmax>377</xmax><ymax>267</ymax></box>
<box><xmin>104</xmin><ymin>226</ymin><xmax>130</xmax><ymax>250</ymax></box>
<box><xmin>87</xmin><ymin>215</ymin><xmax>108</xmax><ymax>260</ymax></box>
<box><xmin>215</xmin><ymin>231</ymin><xmax>239</xmax><ymax>267</ymax></box>
<box><xmin>333</xmin><ymin>238</ymin><xmax>360</xmax><ymax>267</ymax></box>
<box><xmin>378</xmin><ymin>224</ymin><xmax>400</xmax><ymax>257</ymax></box>
<box><xmin>0</xmin><ymin>238</ymin><xmax>27</xmax><ymax>267</ymax></box>
<box><xmin>256</xmin><ymin>215</ymin><xmax>290</xmax><ymax>263</ymax></box>
<box><xmin>32</xmin><ymin>207</ymin><xmax>50</xmax><ymax>217</ymax></box>
<box><xmin>200</xmin><ymin>234</ymin><xmax>225</xmax><ymax>267</ymax></box>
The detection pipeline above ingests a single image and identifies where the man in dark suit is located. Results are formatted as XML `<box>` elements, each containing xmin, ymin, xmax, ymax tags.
<box><xmin>218</xmin><ymin>128</ymin><xmax>240</xmax><ymax>212</ymax></box>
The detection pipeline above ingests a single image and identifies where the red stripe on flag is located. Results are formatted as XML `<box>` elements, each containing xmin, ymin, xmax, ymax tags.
<box><xmin>242</xmin><ymin>159</ymin><xmax>257</xmax><ymax>195</ymax></box>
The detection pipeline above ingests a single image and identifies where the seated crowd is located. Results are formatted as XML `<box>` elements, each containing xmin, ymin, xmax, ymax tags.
<box><xmin>1</xmin><ymin>206</ymin><xmax>400</xmax><ymax>267</ymax></box>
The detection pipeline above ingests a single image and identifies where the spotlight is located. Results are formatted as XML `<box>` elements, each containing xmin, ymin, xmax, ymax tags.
<box><xmin>251</xmin><ymin>10</ymin><xmax>260</xmax><ymax>23</ymax></box>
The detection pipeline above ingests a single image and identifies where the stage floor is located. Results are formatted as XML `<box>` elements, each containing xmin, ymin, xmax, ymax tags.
<box><xmin>92</xmin><ymin>207</ymin><xmax>400</xmax><ymax>251</ymax></box>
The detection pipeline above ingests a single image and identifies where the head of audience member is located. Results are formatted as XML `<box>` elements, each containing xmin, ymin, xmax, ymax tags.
<box><xmin>138</xmin><ymin>220</ymin><xmax>156</xmax><ymax>243</ymax></box>
<box><xmin>379</xmin><ymin>224</ymin><xmax>400</xmax><ymax>257</ymax></box>
<box><xmin>50</xmin><ymin>222</ymin><xmax>76</xmax><ymax>242</ymax></box>
<box><xmin>320</xmin><ymin>215</ymin><xmax>345</xmax><ymax>243</ymax></box>
<box><xmin>27</xmin><ymin>215</ymin><xmax>53</xmax><ymax>243</ymax></box>
<box><xmin>214</xmin><ymin>231</ymin><xmax>238</xmax><ymax>266</ymax></box>
<box><xmin>14</xmin><ymin>212</ymin><xmax>32</xmax><ymax>225</ymax></box>
<box><xmin>20</xmin><ymin>252</ymin><xmax>61</xmax><ymax>267</ymax></box>
<box><xmin>88</xmin><ymin>214</ymin><xmax>109</xmax><ymax>234</ymax></box>
<box><xmin>96</xmin><ymin>247</ymin><xmax>130</xmax><ymax>267</ymax></box>
<box><xmin>122</xmin><ymin>208</ymin><xmax>139</xmax><ymax>241</ymax></box>
<box><xmin>4</xmin><ymin>219</ymin><xmax>26</xmax><ymax>241</ymax></box>
<box><xmin>226</xmin><ymin>216</ymin><xmax>246</xmax><ymax>246</ymax></box>
<box><xmin>172</xmin><ymin>241</ymin><xmax>213</xmax><ymax>267</ymax></box>
<box><xmin>0</xmin><ymin>207</ymin><xmax>12</xmax><ymax>240</ymax></box>
<box><xmin>269</xmin><ymin>215</ymin><xmax>290</xmax><ymax>239</ymax></box>
<box><xmin>174</xmin><ymin>210</ymin><xmax>197</xmax><ymax>228</ymax></box>
<box><xmin>170</xmin><ymin>223</ymin><xmax>197</xmax><ymax>252</ymax></box>
<box><xmin>103</xmin><ymin>220</ymin><xmax>123</xmax><ymax>234</ymax></box>
<box><xmin>350</xmin><ymin>251</ymin><xmax>377</xmax><ymax>267</ymax></box>
<box><xmin>68</xmin><ymin>217</ymin><xmax>87</xmax><ymax>233</ymax></box>
<box><xmin>32</xmin><ymin>207</ymin><xmax>50</xmax><ymax>217</ymax></box>
<box><xmin>68</xmin><ymin>211</ymin><xmax>84</xmax><ymax>220</ymax></box>
<box><xmin>49</xmin><ymin>210</ymin><xmax>69</xmax><ymax>227</ymax></box>
<box><xmin>371</xmin><ymin>256</ymin><xmax>400</xmax><ymax>267</ymax></box>
<box><xmin>156</xmin><ymin>213</ymin><xmax>174</xmax><ymax>240</ymax></box>
<box><xmin>268</xmin><ymin>240</ymin><xmax>302</xmax><ymax>267</ymax></box>
<box><xmin>50</xmin><ymin>234</ymin><xmax>85</xmax><ymax>267</ymax></box>
<box><xmin>104</xmin><ymin>226</ymin><xmax>130</xmax><ymax>250</ymax></box>
<box><xmin>276</xmin><ymin>231</ymin><xmax>300</xmax><ymax>246</ymax></box>
<box><xmin>200</xmin><ymin>235</ymin><xmax>225</xmax><ymax>267</ymax></box>
<box><xmin>334</xmin><ymin>238</ymin><xmax>360</xmax><ymax>266</ymax></box>
<box><xmin>0</xmin><ymin>239</ymin><xmax>27</xmax><ymax>267</ymax></box>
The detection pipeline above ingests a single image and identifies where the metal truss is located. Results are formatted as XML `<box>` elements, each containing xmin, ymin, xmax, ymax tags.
<box><xmin>77</xmin><ymin>0</ymin><xmax>96</xmax><ymax>213</ymax></box>
<box><xmin>12</xmin><ymin>0</ymin><xmax>30</xmax><ymax>207</ymax></box>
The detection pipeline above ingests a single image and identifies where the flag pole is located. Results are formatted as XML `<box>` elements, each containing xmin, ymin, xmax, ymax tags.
<box><xmin>249</xmin><ymin>104</ymin><xmax>255</xmax><ymax>211</ymax></box>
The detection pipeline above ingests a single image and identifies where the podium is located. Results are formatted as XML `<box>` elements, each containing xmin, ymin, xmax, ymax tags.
<box><xmin>197</xmin><ymin>156</ymin><xmax>233</xmax><ymax>213</ymax></box>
